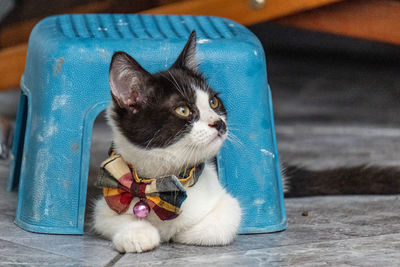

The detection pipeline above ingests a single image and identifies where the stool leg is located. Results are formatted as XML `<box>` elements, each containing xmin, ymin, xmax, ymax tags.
<box><xmin>14</xmin><ymin>99</ymin><xmax>108</xmax><ymax>234</ymax></box>
<box><xmin>7</xmin><ymin>93</ymin><xmax>28</xmax><ymax>192</ymax></box>
<box><xmin>14</xmin><ymin>104</ymin><xmax>84</xmax><ymax>233</ymax></box>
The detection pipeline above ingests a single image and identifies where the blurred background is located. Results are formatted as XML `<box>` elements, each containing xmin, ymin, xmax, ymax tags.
<box><xmin>0</xmin><ymin>0</ymin><xmax>399</xmax><ymax>167</ymax></box>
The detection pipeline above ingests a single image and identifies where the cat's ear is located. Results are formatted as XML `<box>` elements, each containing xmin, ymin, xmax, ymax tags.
<box><xmin>109</xmin><ymin>52</ymin><xmax>151</xmax><ymax>112</ymax></box>
<box><xmin>171</xmin><ymin>31</ymin><xmax>197</xmax><ymax>71</ymax></box>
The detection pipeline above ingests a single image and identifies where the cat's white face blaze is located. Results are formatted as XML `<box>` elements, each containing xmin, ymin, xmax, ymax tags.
<box><xmin>172</xmin><ymin>89</ymin><xmax>227</xmax><ymax>166</ymax></box>
<box><xmin>189</xmin><ymin>89</ymin><xmax>227</xmax><ymax>147</ymax></box>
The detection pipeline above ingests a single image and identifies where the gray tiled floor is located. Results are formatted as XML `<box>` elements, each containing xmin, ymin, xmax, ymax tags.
<box><xmin>1</xmin><ymin>23</ymin><xmax>400</xmax><ymax>266</ymax></box>
<box><xmin>1</xmin><ymin>165</ymin><xmax>400</xmax><ymax>266</ymax></box>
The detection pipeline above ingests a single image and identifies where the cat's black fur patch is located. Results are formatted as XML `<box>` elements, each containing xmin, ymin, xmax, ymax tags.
<box><xmin>111</xmin><ymin>69</ymin><xmax>199</xmax><ymax>148</ymax></box>
<box><xmin>284</xmin><ymin>165</ymin><xmax>400</xmax><ymax>197</ymax></box>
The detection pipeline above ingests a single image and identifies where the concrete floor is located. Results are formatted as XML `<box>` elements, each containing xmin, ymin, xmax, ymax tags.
<box><xmin>2</xmin><ymin>166</ymin><xmax>400</xmax><ymax>266</ymax></box>
<box><xmin>1</xmin><ymin>23</ymin><xmax>400</xmax><ymax>266</ymax></box>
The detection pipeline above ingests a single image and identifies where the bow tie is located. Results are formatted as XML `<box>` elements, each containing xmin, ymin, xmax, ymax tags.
<box><xmin>96</xmin><ymin>153</ymin><xmax>204</xmax><ymax>220</ymax></box>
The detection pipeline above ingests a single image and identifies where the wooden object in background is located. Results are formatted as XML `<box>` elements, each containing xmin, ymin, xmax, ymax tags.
<box><xmin>0</xmin><ymin>44</ymin><xmax>27</xmax><ymax>90</ymax></box>
<box><xmin>142</xmin><ymin>0</ymin><xmax>344</xmax><ymax>25</ymax></box>
<box><xmin>275</xmin><ymin>0</ymin><xmax>400</xmax><ymax>45</ymax></box>
<box><xmin>1</xmin><ymin>0</ymin><xmax>119</xmax><ymax>48</ymax></box>
<box><xmin>0</xmin><ymin>0</ymin><xmax>343</xmax><ymax>90</ymax></box>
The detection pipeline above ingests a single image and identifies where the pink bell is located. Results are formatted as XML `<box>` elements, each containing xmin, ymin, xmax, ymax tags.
<box><xmin>133</xmin><ymin>200</ymin><xmax>150</xmax><ymax>218</ymax></box>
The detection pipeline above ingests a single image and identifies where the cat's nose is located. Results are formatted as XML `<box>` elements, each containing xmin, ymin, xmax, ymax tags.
<box><xmin>208</xmin><ymin>119</ymin><xmax>226</xmax><ymax>135</ymax></box>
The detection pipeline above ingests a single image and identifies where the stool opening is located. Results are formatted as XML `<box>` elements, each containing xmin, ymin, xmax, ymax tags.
<box><xmin>7</xmin><ymin>93</ymin><xmax>29</xmax><ymax>191</ymax></box>
<box><xmin>84</xmin><ymin>111</ymin><xmax>111</xmax><ymax>230</ymax></box>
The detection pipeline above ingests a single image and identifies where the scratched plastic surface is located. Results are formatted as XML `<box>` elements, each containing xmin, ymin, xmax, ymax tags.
<box><xmin>8</xmin><ymin>14</ymin><xmax>286</xmax><ymax>234</ymax></box>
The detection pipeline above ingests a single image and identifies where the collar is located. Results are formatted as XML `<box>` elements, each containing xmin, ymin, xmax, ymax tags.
<box><xmin>96</xmin><ymin>152</ymin><xmax>204</xmax><ymax>220</ymax></box>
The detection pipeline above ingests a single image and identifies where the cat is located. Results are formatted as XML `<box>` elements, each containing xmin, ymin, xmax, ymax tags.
<box><xmin>93</xmin><ymin>31</ymin><xmax>241</xmax><ymax>253</ymax></box>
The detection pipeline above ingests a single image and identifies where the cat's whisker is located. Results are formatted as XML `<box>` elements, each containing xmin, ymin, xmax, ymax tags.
<box><xmin>182</xmin><ymin>143</ymin><xmax>198</xmax><ymax>172</ymax></box>
<box><xmin>226</xmin><ymin>132</ymin><xmax>245</xmax><ymax>149</ymax></box>
<box><xmin>160</xmin><ymin>72</ymin><xmax>184</xmax><ymax>98</ymax></box>
<box><xmin>226</xmin><ymin>139</ymin><xmax>245</xmax><ymax>150</ymax></box>
<box><xmin>227</xmin><ymin>131</ymin><xmax>243</xmax><ymax>143</ymax></box>
<box><xmin>181</xmin><ymin>144</ymin><xmax>196</xmax><ymax>171</ymax></box>
<box><xmin>226</xmin><ymin>126</ymin><xmax>242</xmax><ymax>131</ymax></box>
<box><xmin>161</xmin><ymin>72</ymin><xmax>179</xmax><ymax>92</ymax></box>
<box><xmin>225</xmin><ymin>124</ymin><xmax>245</xmax><ymax>132</ymax></box>
<box><xmin>226</xmin><ymin>126</ymin><xmax>244</xmax><ymax>132</ymax></box>
<box><xmin>169</xmin><ymin>72</ymin><xmax>185</xmax><ymax>96</ymax></box>
<box><xmin>167</xmin><ymin>71</ymin><xmax>187</xmax><ymax>99</ymax></box>
<box><xmin>154</xmin><ymin>155</ymin><xmax>173</xmax><ymax>177</ymax></box>
<box><xmin>226</xmin><ymin>122</ymin><xmax>246</xmax><ymax>127</ymax></box>
<box><xmin>145</xmin><ymin>129</ymin><xmax>161</xmax><ymax>150</ymax></box>
<box><xmin>226</xmin><ymin>128</ymin><xmax>241</xmax><ymax>134</ymax></box>
<box><xmin>164</xmin><ymin>128</ymin><xmax>186</xmax><ymax>147</ymax></box>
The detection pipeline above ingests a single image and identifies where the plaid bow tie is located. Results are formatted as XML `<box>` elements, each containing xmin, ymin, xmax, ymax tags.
<box><xmin>96</xmin><ymin>153</ymin><xmax>204</xmax><ymax>220</ymax></box>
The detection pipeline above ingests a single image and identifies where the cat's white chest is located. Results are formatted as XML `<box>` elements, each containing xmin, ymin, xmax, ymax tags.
<box><xmin>146</xmin><ymin>162</ymin><xmax>226</xmax><ymax>240</ymax></box>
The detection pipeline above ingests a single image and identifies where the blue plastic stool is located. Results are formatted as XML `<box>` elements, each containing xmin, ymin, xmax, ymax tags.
<box><xmin>7</xmin><ymin>14</ymin><xmax>286</xmax><ymax>234</ymax></box>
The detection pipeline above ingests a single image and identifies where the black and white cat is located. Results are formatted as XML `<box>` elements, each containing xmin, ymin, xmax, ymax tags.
<box><xmin>93</xmin><ymin>32</ymin><xmax>241</xmax><ymax>253</ymax></box>
<box><xmin>92</xmin><ymin>29</ymin><xmax>399</xmax><ymax>253</ymax></box>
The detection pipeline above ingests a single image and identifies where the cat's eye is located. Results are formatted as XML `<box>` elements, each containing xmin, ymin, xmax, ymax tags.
<box><xmin>175</xmin><ymin>106</ymin><xmax>191</xmax><ymax>117</ymax></box>
<box><xmin>210</xmin><ymin>96</ymin><xmax>219</xmax><ymax>109</ymax></box>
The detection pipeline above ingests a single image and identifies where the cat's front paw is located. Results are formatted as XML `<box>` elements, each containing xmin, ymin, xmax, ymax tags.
<box><xmin>173</xmin><ymin>193</ymin><xmax>241</xmax><ymax>246</ymax></box>
<box><xmin>112</xmin><ymin>220</ymin><xmax>160</xmax><ymax>253</ymax></box>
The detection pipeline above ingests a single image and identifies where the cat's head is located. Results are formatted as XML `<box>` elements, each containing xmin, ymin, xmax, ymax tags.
<box><xmin>107</xmin><ymin>31</ymin><xmax>228</xmax><ymax>177</ymax></box>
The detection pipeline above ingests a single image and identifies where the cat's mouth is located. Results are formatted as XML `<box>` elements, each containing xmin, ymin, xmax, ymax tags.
<box><xmin>209</xmin><ymin>133</ymin><xmax>223</xmax><ymax>145</ymax></box>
